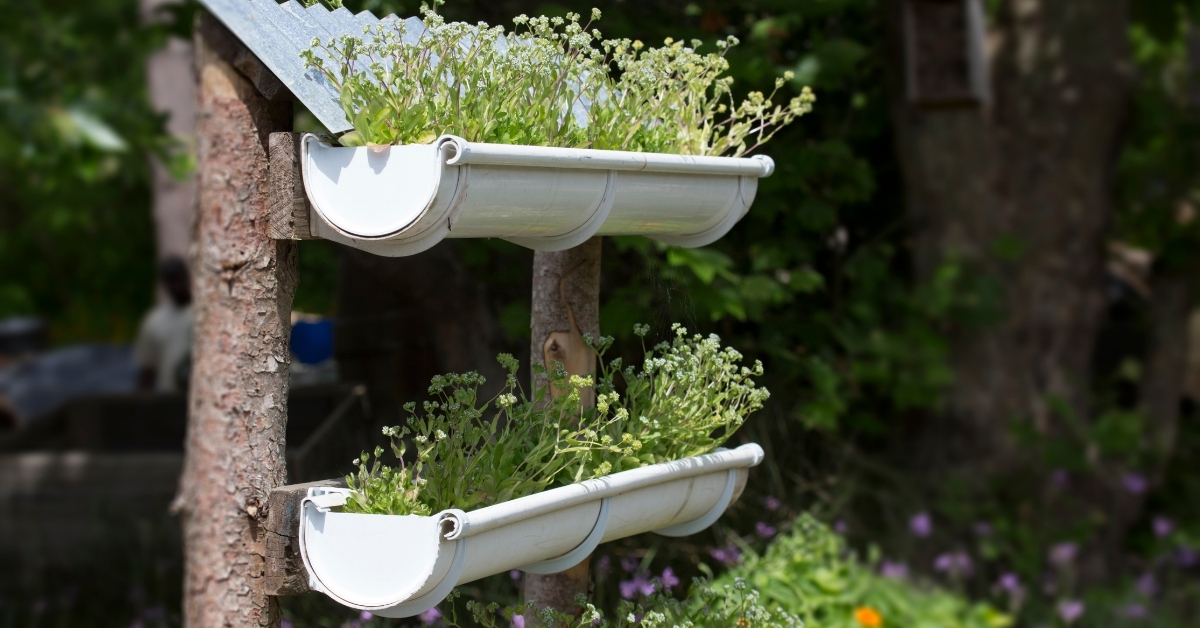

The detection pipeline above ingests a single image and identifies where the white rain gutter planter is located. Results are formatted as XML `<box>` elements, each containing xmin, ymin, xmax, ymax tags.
<box><xmin>301</xmin><ymin>135</ymin><xmax>775</xmax><ymax>256</ymax></box>
<box><xmin>299</xmin><ymin>443</ymin><xmax>763</xmax><ymax>617</ymax></box>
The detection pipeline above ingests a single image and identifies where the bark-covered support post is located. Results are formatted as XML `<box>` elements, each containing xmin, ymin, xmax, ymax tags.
<box><xmin>176</xmin><ymin>17</ymin><xmax>295</xmax><ymax>628</ymax></box>
<box><xmin>524</xmin><ymin>237</ymin><xmax>602</xmax><ymax>625</ymax></box>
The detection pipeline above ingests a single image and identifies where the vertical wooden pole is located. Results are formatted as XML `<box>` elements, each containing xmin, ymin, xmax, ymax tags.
<box><xmin>177</xmin><ymin>28</ymin><xmax>295</xmax><ymax>628</ymax></box>
<box><xmin>524</xmin><ymin>237</ymin><xmax>602</xmax><ymax>625</ymax></box>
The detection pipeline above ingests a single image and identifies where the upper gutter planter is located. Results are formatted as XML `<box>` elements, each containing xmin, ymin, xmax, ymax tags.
<box><xmin>301</xmin><ymin>134</ymin><xmax>776</xmax><ymax>256</ymax></box>
<box><xmin>299</xmin><ymin>443</ymin><xmax>764</xmax><ymax>617</ymax></box>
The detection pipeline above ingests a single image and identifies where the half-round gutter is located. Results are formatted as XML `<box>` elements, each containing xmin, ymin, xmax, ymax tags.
<box><xmin>300</xmin><ymin>135</ymin><xmax>775</xmax><ymax>257</ymax></box>
<box><xmin>298</xmin><ymin>443</ymin><xmax>764</xmax><ymax>617</ymax></box>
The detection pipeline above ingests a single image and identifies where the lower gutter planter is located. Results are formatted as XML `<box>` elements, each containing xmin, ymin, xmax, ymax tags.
<box><xmin>301</xmin><ymin>134</ymin><xmax>775</xmax><ymax>256</ymax></box>
<box><xmin>298</xmin><ymin>443</ymin><xmax>764</xmax><ymax>617</ymax></box>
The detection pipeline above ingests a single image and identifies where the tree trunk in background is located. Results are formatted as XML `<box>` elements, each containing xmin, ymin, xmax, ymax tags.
<box><xmin>890</xmin><ymin>0</ymin><xmax>1131</xmax><ymax>579</ymax></box>
<box><xmin>1140</xmin><ymin>274</ymin><xmax>1193</xmax><ymax>477</ymax></box>
<box><xmin>334</xmin><ymin>242</ymin><xmax>510</xmax><ymax>428</ymax></box>
<box><xmin>142</xmin><ymin>0</ymin><xmax>197</xmax><ymax>268</ymax></box>
<box><xmin>176</xmin><ymin>33</ymin><xmax>294</xmax><ymax>628</ymax></box>
<box><xmin>891</xmin><ymin>0</ymin><xmax>1130</xmax><ymax>470</ymax></box>
<box><xmin>524</xmin><ymin>238</ymin><xmax>601</xmax><ymax>625</ymax></box>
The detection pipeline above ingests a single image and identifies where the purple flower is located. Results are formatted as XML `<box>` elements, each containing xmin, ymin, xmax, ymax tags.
<box><xmin>1136</xmin><ymin>572</ymin><xmax>1158</xmax><ymax>598</ymax></box>
<box><xmin>708</xmin><ymin>543</ymin><xmax>742</xmax><ymax>566</ymax></box>
<box><xmin>281</xmin><ymin>620</ymin><xmax>294</xmax><ymax>628</ymax></box>
<box><xmin>32</xmin><ymin>599</ymin><xmax>48</xmax><ymax>615</ymax></box>
<box><xmin>620</xmin><ymin>556</ymin><xmax>639</xmax><ymax>573</ymax></box>
<box><xmin>512</xmin><ymin>615</ymin><xmax>525</xmax><ymax>628</ymax></box>
<box><xmin>1123</xmin><ymin>472</ymin><xmax>1149</xmax><ymax>495</ymax></box>
<box><xmin>1122</xmin><ymin>603</ymin><xmax>1148</xmax><ymax>619</ymax></box>
<box><xmin>1153</xmin><ymin>516</ymin><xmax>1174</xmax><ymax>538</ymax></box>
<box><xmin>1051</xmin><ymin>469</ymin><xmax>1070</xmax><ymax>488</ymax></box>
<box><xmin>933</xmin><ymin>551</ymin><xmax>973</xmax><ymax>577</ymax></box>
<box><xmin>1048</xmin><ymin>542</ymin><xmax>1078</xmax><ymax>568</ymax></box>
<box><xmin>510</xmin><ymin>570</ymin><xmax>522</xmax><ymax>580</ymax></box>
<box><xmin>997</xmin><ymin>572</ymin><xmax>1023</xmax><ymax>596</ymax></box>
<box><xmin>596</xmin><ymin>555</ymin><xmax>612</xmax><ymax>576</ymax></box>
<box><xmin>909</xmin><ymin>512</ymin><xmax>932</xmax><ymax>538</ymax></box>
<box><xmin>764</xmin><ymin>496</ymin><xmax>782</xmax><ymax>511</ymax></box>
<box><xmin>660</xmin><ymin>567</ymin><xmax>680</xmax><ymax>590</ymax></box>
<box><xmin>879</xmin><ymin>561</ymin><xmax>909</xmax><ymax>580</ymax></box>
<box><xmin>619</xmin><ymin>572</ymin><xmax>655</xmax><ymax>599</ymax></box>
<box><xmin>1057</xmin><ymin>599</ymin><xmax>1084</xmax><ymax>624</ymax></box>
<box><xmin>755</xmin><ymin>521</ymin><xmax>777</xmax><ymax>539</ymax></box>
<box><xmin>973</xmin><ymin>521</ymin><xmax>994</xmax><ymax>537</ymax></box>
<box><xmin>419</xmin><ymin>608</ymin><xmax>441</xmax><ymax>625</ymax></box>
<box><xmin>1177</xmin><ymin>545</ymin><xmax>1199</xmax><ymax>567</ymax></box>
<box><xmin>833</xmin><ymin>520</ymin><xmax>848</xmax><ymax>535</ymax></box>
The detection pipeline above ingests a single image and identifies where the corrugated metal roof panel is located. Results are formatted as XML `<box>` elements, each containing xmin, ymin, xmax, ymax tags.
<box><xmin>198</xmin><ymin>0</ymin><xmax>405</xmax><ymax>133</ymax></box>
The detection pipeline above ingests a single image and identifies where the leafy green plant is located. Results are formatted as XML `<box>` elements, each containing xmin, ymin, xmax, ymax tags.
<box><xmin>302</xmin><ymin>2</ymin><xmax>814</xmax><ymax>155</ymax></box>
<box><xmin>720</xmin><ymin>515</ymin><xmax>1012</xmax><ymax>628</ymax></box>
<box><xmin>578</xmin><ymin>323</ymin><xmax>769</xmax><ymax>477</ymax></box>
<box><xmin>446</xmin><ymin>578</ymin><xmax>803</xmax><ymax>628</ymax></box>
<box><xmin>344</xmin><ymin>325</ymin><xmax>769</xmax><ymax>515</ymax></box>
<box><xmin>345</xmin><ymin>358</ymin><xmax>603</xmax><ymax>515</ymax></box>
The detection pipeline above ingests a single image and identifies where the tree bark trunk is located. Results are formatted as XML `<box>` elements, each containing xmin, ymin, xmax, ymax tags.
<box><xmin>524</xmin><ymin>237</ymin><xmax>601</xmax><ymax>626</ymax></box>
<box><xmin>176</xmin><ymin>32</ymin><xmax>294</xmax><ymax>628</ymax></box>
<box><xmin>1140</xmin><ymin>273</ymin><xmax>1193</xmax><ymax>477</ymax></box>
<box><xmin>890</xmin><ymin>0</ymin><xmax>1130</xmax><ymax>473</ymax></box>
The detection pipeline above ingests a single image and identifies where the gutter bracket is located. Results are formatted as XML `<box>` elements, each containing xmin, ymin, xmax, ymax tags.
<box><xmin>303</xmin><ymin>486</ymin><xmax>353</xmax><ymax>513</ymax></box>
<box><xmin>653</xmin><ymin>469</ymin><xmax>738</xmax><ymax>537</ymax></box>
<box><xmin>519</xmin><ymin>497</ymin><xmax>612</xmax><ymax>574</ymax></box>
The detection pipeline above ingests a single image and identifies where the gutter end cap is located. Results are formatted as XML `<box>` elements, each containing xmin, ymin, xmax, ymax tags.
<box><xmin>752</xmin><ymin>154</ymin><xmax>775</xmax><ymax>177</ymax></box>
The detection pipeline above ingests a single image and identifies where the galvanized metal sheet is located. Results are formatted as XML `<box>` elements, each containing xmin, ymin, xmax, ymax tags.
<box><xmin>198</xmin><ymin>0</ymin><xmax>409</xmax><ymax>133</ymax></box>
<box><xmin>196</xmin><ymin>1</ymin><xmax>566</xmax><ymax>135</ymax></box>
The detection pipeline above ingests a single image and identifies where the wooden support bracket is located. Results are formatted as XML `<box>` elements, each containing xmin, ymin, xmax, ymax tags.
<box><xmin>265</xmin><ymin>478</ymin><xmax>347</xmax><ymax>596</ymax></box>
<box><xmin>269</xmin><ymin>132</ymin><xmax>318</xmax><ymax>240</ymax></box>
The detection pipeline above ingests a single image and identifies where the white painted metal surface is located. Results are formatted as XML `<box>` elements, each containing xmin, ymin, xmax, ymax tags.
<box><xmin>299</xmin><ymin>443</ymin><xmax>764</xmax><ymax>617</ymax></box>
<box><xmin>301</xmin><ymin>135</ymin><xmax>775</xmax><ymax>255</ymax></box>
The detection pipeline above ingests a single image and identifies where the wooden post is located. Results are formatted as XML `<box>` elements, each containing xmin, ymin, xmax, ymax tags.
<box><xmin>176</xmin><ymin>16</ymin><xmax>295</xmax><ymax>628</ymax></box>
<box><xmin>524</xmin><ymin>238</ymin><xmax>602</xmax><ymax>625</ymax></box>
<box><xmin>264</xmin><ymin>479</ymin><xmax>345</xmax><ymax>596</ymax></box>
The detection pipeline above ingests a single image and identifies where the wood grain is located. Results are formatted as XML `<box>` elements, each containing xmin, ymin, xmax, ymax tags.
<box><xmin>268</xmin><ymin>132</ymin><xmax>316</xmax><ymax>240</ymax></box>
<box><xmin>264</xmin><ymin>479</ymin><xmax>346</xmax><ymax>596</ymax></box>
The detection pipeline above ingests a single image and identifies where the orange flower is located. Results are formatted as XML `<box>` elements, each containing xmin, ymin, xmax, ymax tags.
<box><xmin>854</xmin><ymin>606</ymin><xmax>883</xmax><ymax>628</ymax></box>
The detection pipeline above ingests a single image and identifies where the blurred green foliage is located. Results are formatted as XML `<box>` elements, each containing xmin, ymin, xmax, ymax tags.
<box><xmin>0</xmin><ymin>0</ymin><xmax>194</xmax><ymax>342</ymax></box>
<box><xmin>1119</xmin><ymin>5</ymin><xmax>1200</xmax><ymax>273</ymax></box>
<box><xmin>721</xmin><ymin>515</ymin><xmax>1010</xmax><ymax>628</ymax></box>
